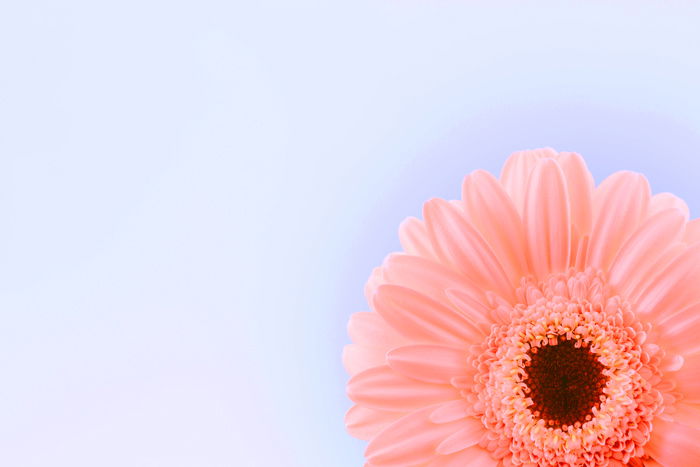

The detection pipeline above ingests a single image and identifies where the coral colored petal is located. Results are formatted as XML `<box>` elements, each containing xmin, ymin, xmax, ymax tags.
<box><xmin>429</xmin><ymin>399</ymin><xmax>472</xmax><ymax>424</ymax></box>
<box><xmin>673</xmin><ymin>352</ymin><xmax>700</xmax><ymax>402</ymax></box>
<box><xmin>423</xmin><ymin>198</ymin><xmax>515</xmax><ymax>301</ymax></box>
<box><xmin>428</xmin><ymin>445</ymin><xmax>496</xmax><ymax>466</ymax></box>
<box><xmin>381</xmin><ymin>253</ymin><xmax>486</xmax><ymax>308</ymax></box>
<box><xmin>557</xmin><ymin>152</ymin><xmax>594</xmax><ymax>264</ymax></box>
<box><xmin>365</xmin><ymin>404</ymin><xmax>466</xmax><ymax>466</ymax></box>
<box><xmin>653</xmin><ymin>304</ymin><xmax>700</xmax><ymax>357</ymax></box>
<box><xmin>373</xmin><ymin>284</ymin><xmax>483</xmax><ymax>345</ymax></box>
<box><xmin>364</xmin><ymin>266</ymin><xmax>385</xmax><ymax>304</ymax></box>
<box><xmin>649</xmin><ymin>192</ymin><xmax>690</xmax><ymax>220</ymax></box>
<box><xmin>345</xmin><ymin>405</ymin><xmax>405</xmax><ymax>440</ymax></box>
<box><xmin>670</xmin><ymin>401</ymin><xmax>700</xmax><ymax>430</ymax></box>
<box><xmin>635</xmin><ymin>243</ymin><xmax>700</xmax><ymax>320</ymax></box>
<box><xmin>436</xmin><ymin>417</ymin><xmax>484</xmax><ymax>454</ymax></box>
<box><xmin>347</xmin><ymin>311</ymin><xmax>408</xmax><ymax>348</ymax></box>
<box><xmin>347</xmin><ymin>366</ymin><xmax>460</xmax><ymax>412</ymax></box>
<box><xmin>399</xmin><ymin>217</ymin><xmax>437</xmax><ymax>259</ymax></box>
<box><xmin>685</xmin><ymin>218</ymin><xmax>700</xmax><ymax>244</ymax></box>
<box><xmin>387</xmin><ymin>345</ymin><xmax>469</xmax><ymax>385</ymax></box>
<box><xmin>343</xmin><ymin>344</ymin><xmax>387</xmax><ymax>376</ymax></box>
<box><xmin>587</xmin><ymin>171</ymin><xmax>650</xmax><ymax>271</ymax></box>
<box><xmin>645</xmin><ymin>419</ymin><xmax>700</xmax><ymax>466</ymax></box>
<box><xmin>462</xmin><ymin>170</ymin><xmax>529</xmax><ymax>283</ymax></box>
<box><xmin>500</xmin><ymin>148</ymin><xmax>556</xmax><ymax>216</ymax></box>
<box><xmin>524</xmin><ymin>158</ymin><xmax>571</xmax><ymax>278</ymax></box>
<box><xmin>608</xmin><ymin>209</ymin><xmax>687</xmax><ymax>298</ymax></box>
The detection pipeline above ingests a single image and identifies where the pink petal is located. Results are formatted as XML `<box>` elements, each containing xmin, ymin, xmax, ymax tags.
<box><xmin>652</xmin><ymin>303</ymin><xmax>700</xmax><ymax>357</ymax></box>
<box><xmin>347</xmin><ymin>365</ymin><xmax>460</xmax><ymax>412</ymax></box>
<box><xmin>685</xmin><ymin>218</ymin><xmax>700</xmax><ymax>244</ymax></box>
<box><xmin>462</xmin><ymin>170</ymin><xmax>529</xmax><ymax>284</ymax></box>
<box><xmin>500</xmin><ymin>148</ymin><xmax>556</xmax><ymax>216</ymax></box>
<box><xmin>649</xmin><ymin>192</ymin><xmax>690</xmax><ymax>220</ymax></box>
<box><xmin>345</xmin><ymin>405</ymin><xmax>405</xmax><ymax>440</ymax></box>
<box><xmin>343</xmin><ymin>343</ymin><xmax>387</xmax><ymax>376</ymax></box>
<box><xmin>436</xmin><ymin>417</ymin><xmax>484</xmax><ymax>454</ymax></box>
<box><xmin>557</xmin><ymin>152</ymin><xmax>594</xmax><ymax>264</ymax></box>
<box><xmin>608</xmin><ymin>209</ymin><xmax>687</xmax><ymax>298</ymax></box>
<box><xmin>524</xmin><ymin>158</ymin><xmax>571</xmax><ymax>278</ymax></box>
<box><xmin>635</xmin><ymin>243</ymin><xmax>700</xmax><ymax>321</ymax></box>
<box><xmin>429</xmin><ymin>399</ymin><xmax>473</xmax><ymax>424</ymax></box>
<box><xmin>373</xmin><ymin>284</ymin><xmax>483</xmax><ymax>345</ymax></box>
<box><xmin>347</xmin><ymin>311</ymin><xmax>408</xmax><ymax>347</ymax></box>
<box><xmin>673</xmin><ymin>352</ymin><xmax>700</xmax><ymax>402</ymax></box>
<box><xmin>586</xmin><ymin>171</ymin><xmax>650</xmax><ymax>271</ymax></box>
<box><xmin>381</xmin><ymin>253</ymin><xmax>487</xmax><ymax>310</ymax></box>
<box><xmin>645</xmin><ymin>419</ymin><xmax>700</xmax><ymax>466</ymax></box>
<box><xmin>670</xmin><ymin>401</ymin><xmax>700</xmax><ymax>430</ymax></box>
<box><xmin>364</xmin><ymin>266</ymin><xmax>385</xmax><ymax>304</ymax></box>
<box><xmin>387</xmin><ymin>345</ymin><xmax>470</xmax><ymax>385</ymax></box>
<box><xmin>444</xmin><ymin>287</ymin><xmax>494</xmax><ymax>327</ymax></box>
<box><xmin>399</xmin><ymin>217</ymin><xmax>437</xmax><ymax>259</ymax></box>
<box><xmin>427</xmin><ymin>445</ymin><xmax>496</xmax><ymax>466</ymax></box>
<box><xmin>423</xmin><ymin>198</ymin><xmax>514</xmax><ymax>301</ymax></box>
<box><xmin>365</xmin><ymin>404</ymin><xmax>468</xmax><ymax>466</ymax></box>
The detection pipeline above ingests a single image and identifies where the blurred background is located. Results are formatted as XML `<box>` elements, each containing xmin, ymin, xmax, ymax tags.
<box><xmin>1</xmin><ymin>1</ymin><xmax>700</xmax><ymax>466</ymax></box>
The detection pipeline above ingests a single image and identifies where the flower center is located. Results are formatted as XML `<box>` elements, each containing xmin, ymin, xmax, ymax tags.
<box><xmin>523</xmin><ymin>338</ymin><xmax>607</xmax><ymax>428</ymax></box>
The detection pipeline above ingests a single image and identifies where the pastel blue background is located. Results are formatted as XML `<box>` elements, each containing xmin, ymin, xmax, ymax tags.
<box><xmin>1</xmin><ymin>1</ymin><xmax>700</xmax><ymax>466</ymax></box>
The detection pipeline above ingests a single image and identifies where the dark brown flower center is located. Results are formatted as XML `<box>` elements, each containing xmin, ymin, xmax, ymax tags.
<box><xmin>522</xmin><ymin>339</ymin><xmax>608</xmax><ymax>427</ymax></box>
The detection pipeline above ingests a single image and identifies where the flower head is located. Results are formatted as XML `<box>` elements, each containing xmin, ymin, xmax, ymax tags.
<box><xmin>344</xmin><ymin>149</ymin><xmax>700</xmax><ymax>466</ymax></box>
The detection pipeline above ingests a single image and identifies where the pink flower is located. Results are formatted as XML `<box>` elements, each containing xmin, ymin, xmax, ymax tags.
<box><xmin>344</xmin><ymin>149</ymin><xmax>700</xmax><ymax>466</ymax></box>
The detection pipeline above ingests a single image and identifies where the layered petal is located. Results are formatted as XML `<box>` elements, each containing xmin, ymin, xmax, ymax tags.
<box><xmin>345</xmin><ymin>405</ymin><xmax>405</xmax><ymax>440</ymax></box>
<box><xmin>428</xmin><ymin>445</ymin><xmax>496</xmax><ymax>467</ymax></box>
<box><xmin>524</xmin><ymin>158</ymin><xmax>571</xmax><ymax>278</ymax></box>
<box><xmin>557</xmin><ymin>152</ymin><xmax>594</xmax><ymax>264</ymax></box>
<box><xmin>365</xmin><ymin>404</ymin><xmax>471</xmax><ymax>466</ymax></box>
<box><xmin>587</xmin><ymin>171</ymin><xmax>650</xmax><ymax>271</ymax></box>
<box><xmin>423</xmin><ymin>198</ymin><xmax>514</xmax><ymax>301</ymax></box>
<box><xmin>645</xmin><ymin>419</ymin><xmax>700</xmax><ymax>466</ymax></box>
<box><xmin>462</xmin><ymin>170</ymin><xmax>529</xmax><ymax>283</ymax></box>
<box><xmin>500</xmin><ymin>148</ymin><xmax>556</xmax><ymax>216</ymax></box>
<box><xmin>373</xmin><ymin>284</ymin><xmax>483</xmax><ymax>345</ymax></box>
<box><xmin>399</xmin><ymin>217</ymin><xmax>436</xmax><ymax>259</ymax></box>
<box><xmin>387</xmin><ymin>345</ymin><xmax>470</xmax><ymax>385</ymax></box>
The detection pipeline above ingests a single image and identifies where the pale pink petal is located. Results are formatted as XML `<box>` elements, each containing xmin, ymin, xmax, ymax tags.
<box><xmin>347</xmin><ymin>311</ymin><xmax>409</xmax><ymax>348</ymax></box>
<box><xmin>462</xmin><ymin>170</ymin><xmax>529</xmax><ymax>283</ymax></box>
<box><xmin>524</xmin><ymin>158</ymin><xmax>571</xmax><ymax>278</ymax></box>
<box><xmin>557</xmin><ymin>152</ymin><xmax>594</xmax><ymax>264</ymax></box>
<box><xmin>673</xmin><ymin>352</ymin><xmax>700</xmax><ymax>402</ymax></box>
<box><xmin>684</xmin><ymin>218</ymin><xmax>700</xmax><ymax>244</ymax></box>
<box><xmin>365</xmin><ymin>266</ymin><xmax>385</xmax><ymax>304</ymax></box>
<box><xmin>347</xmin><ymin>365</ymin><xmax>460</xmax><ymax>412</ymax></box>
<box><xmin>365</xmin><ymin>404</ymin><xmax>468</xmax><ymax>466</ymax></box>
<box><xmin>373</xmin><ymin>284</ymin><xmax>483</xmax><ymax>345</ymax></box>
<box><xmin>423</xmin><ymin>198</ymin><xmax>514</xmax><ymax>301</ymax></box>
<box><xmin>670</xmin><ymin>401</ymin><xmax>700</xmax><ymax>430</ymax></box>
<box><xmin>445</xmin><ymin>287</ymin><xmax>495</xmax><ymax>328</ymax></box>
<box><xmin>429</xmin><ymin>400</ymin><xmax>472</xmax><ymax>424</ymax></box>
<box><xmin>427</xmin><ymin>445</ymin><xmax>496</xmax><ymax>466</ymax></box>
<box><xmin>345</xmin><ymin>405</ymin><xmax>405</xmax><ymax>440</ymax></box>
<box><xmin>645</xmin><ymin>419</ymin><xmax>700</xmax><ymax>466</ymax></box>
<box><xmin>635</xmin><ymin>243</ymin><xmax>700</xmax><ymax>321</ymax></box>
<box><xmin>387</xmin><ymin>345</ymin><xmax>470</xmax><ymax>385</ymax></box>
<box><xmin>500</xmin><ymin>148</ymin><xmax>556</xmax><ymax>215</ymax></box>
<box><xmin>649</xmin><ymin>192</ymin><xmax>690</xmax><ymax>220</ymax></box>
<box><xmin>587</xmin><ymin>171</ymin><xmax>650</xmax><ymax>270</ymax></box>
<box><xmin>399</xmin><ymin>217</ymin><xmax>437</xmax><ymax>259</ymax></box>
<box><xmin>652</xmin><ymin>303</ymin><xmax>700</xmax><ymax>357</ymax></box>
<box><xmin>343</xmin><ymin>344</ymin><xmax>387</xmax><ymax>376</ymax></box>
<box><xmin>436</xmin><ymin>417</ymin><xmax>484</xmax><ymax>454</ymax></box>
<box><xmin>608</xmin><ymin>209</ymin><xmax>687</xmax><ymax>298</ymax></box>
<box><xmin>381</xmin><ymin>253</ymin><xmax>488</xmax><ymax>310</ymax></box>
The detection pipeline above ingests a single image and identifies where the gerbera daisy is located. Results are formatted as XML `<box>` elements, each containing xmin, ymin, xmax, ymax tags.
<box><xmin>344</xmin><ymin>148</ymin><xmax>700</xmax><ymax>467</ymax></box>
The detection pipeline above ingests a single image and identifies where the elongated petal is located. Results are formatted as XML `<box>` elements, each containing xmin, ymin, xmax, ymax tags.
<box><xmin>387</xmin><ymin>345</ymin><xmax>469</xmax><ymax>384</ymax></box>
<box><xmin>500</xmin><ymin>148</ymin><xmax>556</xmax><ymax>215</ymax></box>
<box><xmin>557</xmin><ymin>152</ymin><xmax>594</xmax><ymax>264</ymax></box>
<box><xmin>429</xmin><ymin>399</ymin><xmax>472</xmax><ymax>424</ymax></box>
<box><xmin>685</xmin><ymin>218</ymin><xmax>700</xmax><ymax>244</ymax></box>
<box><xmin>645</xmin><ymin>419</ymin><xmax>700</xmax><ymax>466</ymax></box>
<box><xmin>343</xmin><ymin>344</ymin><xmax>387</xmax><ymax>375</ymax></box>
<box><xmin>423</xmin><ymin>198</ymin><xmax>514</xmax><ymax>301</ymax></box>
<box><xmin>524</xmin><ymin>158</ymin><xmax>571</xmax><ymax>278</ymax></box>
<box><xmin>373</xmin><ymin>284</ymin><xmax>482</xmax><ymax>345</ymax></box>
<box><xmin>635</xmin><ymin>243</ymin><xmax>700</xmax><ymax>320</ymax></box>
<box><xmin>399</xmin><ymin>217</ymin><xmax>436</xmax><ymax>259</ymax></box>
<box><xmin>365</xmin><ymin>404</ymin><xmax>467</xmax><ymax>466</ymax></box>
<box><xmin>427</xmin><ymin>445</ymin><xmax>496</xmax><ymax>466</ymax></box>
<box><xmin>347</xmin><ymin>311</ymin><xmax>408</xmax><ymax>348</ymax></box>
<box><xmin>462</xmin><ymin>170</ymin><xmax>529</xmax><ymax>283</ymax></box>
<box><xmin>345</xmin><ymin>405</ymin><xmax>404</xmax><ymax>440</ymax></box>
<box><xmin>348</xmin><ymin>365</ymin><xmax>460</xmax><ymax>412</ymax></box>
<box><xmin>436</xmin><ymin>418</ymin><xmax>484</xmax><ymax>454</ymax></box>
<box><xmin>649</xmin><ymin>192</ymin><xmax>689</xmax><ymax>220</ymax></box>
<box><xmin>608</xmin><ymin>209</ymin><xmax>687</xmax><ymax>298</ymax></box>
<box><xmin>586</xmin><ymin>171</ymin><xmax>650</xmax><ymax>270</ymax></box>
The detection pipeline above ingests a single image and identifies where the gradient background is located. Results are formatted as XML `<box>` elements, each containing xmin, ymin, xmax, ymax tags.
<box><xmin>2</xmin><ymin>1</ymin><xmax>700</xmax><ymax>466</ymax></box>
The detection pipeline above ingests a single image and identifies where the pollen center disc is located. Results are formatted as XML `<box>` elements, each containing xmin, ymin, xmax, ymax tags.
<box><xmin>523</xmin><ymin>339</ymin><xmax>608</xmax><ymax>427</ymax></box>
